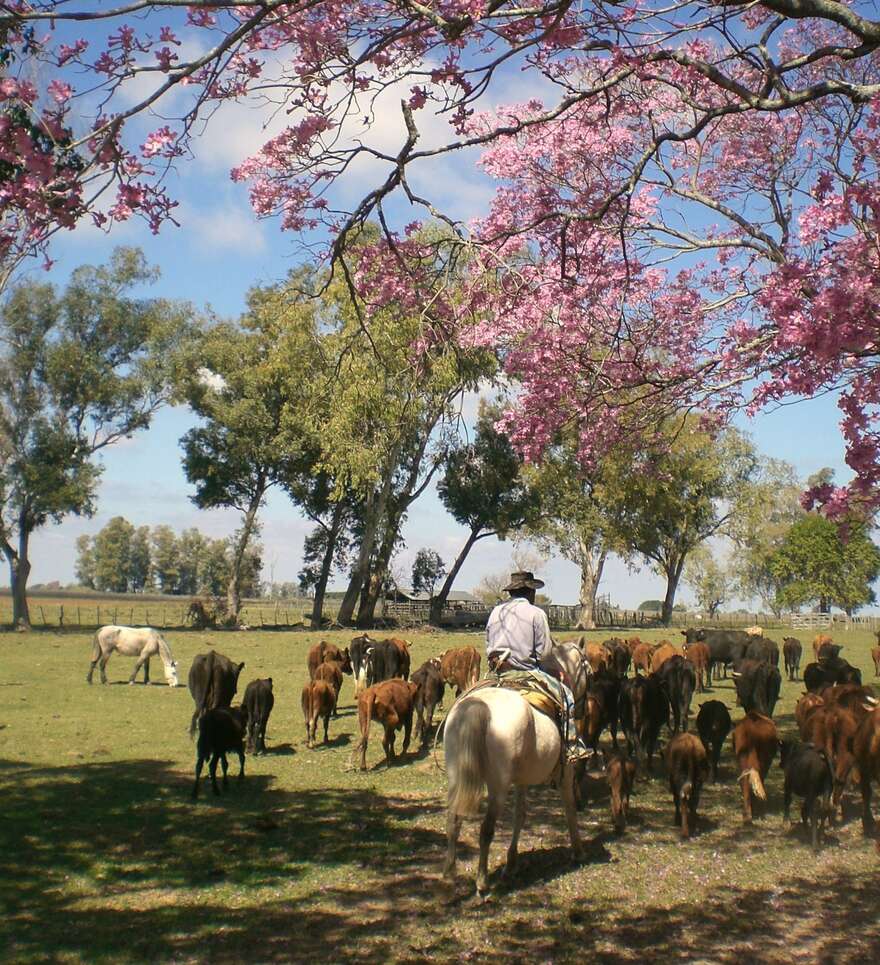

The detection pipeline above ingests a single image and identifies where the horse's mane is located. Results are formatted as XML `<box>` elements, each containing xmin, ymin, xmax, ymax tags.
<box><xmin>155</xmin><ymin>631</ymin><xmax>174</xmax><ymax>665</ymax></box>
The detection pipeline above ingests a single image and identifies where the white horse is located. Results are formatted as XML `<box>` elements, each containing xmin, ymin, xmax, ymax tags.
<box><xmin>442</xmin><ymin>641</ymin><xmax>589</xmax><ymax>896</ymax></box>
<box><xmin>87</xmin><ymin>625</ymin><xmax>179</xmax><ymax>687</ymax></box>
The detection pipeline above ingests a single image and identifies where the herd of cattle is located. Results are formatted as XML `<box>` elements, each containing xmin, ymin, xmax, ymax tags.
<box><xmin>93</xmin><ymin>622</ymin><xmax>880</xmax><ymax>858</ymax></box>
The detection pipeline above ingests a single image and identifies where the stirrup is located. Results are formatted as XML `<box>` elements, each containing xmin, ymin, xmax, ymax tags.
<box><xmin>565</xmin><ymin>740</ymin><xmax>592</xmax><ymax>764</ymax></box>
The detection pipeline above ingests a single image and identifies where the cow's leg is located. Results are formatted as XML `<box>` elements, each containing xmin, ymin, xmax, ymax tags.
<box><xmin>209</xmin><ymin>754</ymin><xmax>221</xmax><ymax>795</ymax></box>
<box><xmin>783</xmin><ymin>778</ymin><xmax>792</xmax><ymax>826</ymax></box>
<box><xmin>220</xmin><ymin>752</ymin><xmax>229</xmax><ymax>790</ymax></box>
<box><xmin>740</xmin><ymin>774</ymin><xmax>753</xmax><ymax>823</ymax></box>
<box><xmin>808</xmin><ymin>796</ymin><xmax>820</xmax><ymax>852</ymax></box>
<box><xmin>504</xmin><ymin>787</ymin><xmax>526</xmax><ymax>877</ymax></box>
<box><xmin>672</xmin><ymin>785</ymin><xmax>681</xmax><ymax>829</ymax></box>
<box><xmin>192</xmin><ymin>754</ymin><xmax>205</xmax><ymax>799</ymax></box>
<box><xmin>359</xmin><ymin>734</ymin><xmax>368</xmax><ymax>772</ymax></box>
<box><xmin>402</xmin><ymin>710</ymin><xmax>413</xmax><ymax>755</ymax></box>
<box><xmin>259</xmin><ymin>717</ymin><xmax>268</xmax><ymax>753</ymax></box>
<box><xmin>322</xmin><ymin>711</ymin><xmax>330</xmax><ymax>745</ymax></box>
<box><xmin>443</xmin><ymin>807</ymin><xmax>462</xmax><ymax>880</ymax></box>
<box><xmin>237</xmin><ymin>747</ymin><xmax>245</xmax><ymax>782</ymax></box>
<box><xmin>860</xmin><ymin>772</ymin><xmax>874</xmax><ymax>834</ymax></box>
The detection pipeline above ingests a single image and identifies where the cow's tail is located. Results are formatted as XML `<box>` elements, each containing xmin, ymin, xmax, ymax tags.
<box><xmin>446</xmin><ymin>698</ymin><xmax>490</xmax><ymax>818</ymax></box>
<box><xmin>190</xmin><ymin>650</ymin><xmax>216</xmax><ymax>738</ymax></box>
<box><xmin>740</xmin><ymin>768</ymin><xmax>766</xmax><ymax>801</ymax></box>
<box><xmin>359</xmin><ymin>689</ymin><xmax>376</xmax><ymax>745</ymax></box>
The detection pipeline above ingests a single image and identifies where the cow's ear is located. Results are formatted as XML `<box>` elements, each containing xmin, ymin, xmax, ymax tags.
<box><xmin>267</xmin><ymin>677</ymin><xmax>273</xmax><ymax>687</ymax></box>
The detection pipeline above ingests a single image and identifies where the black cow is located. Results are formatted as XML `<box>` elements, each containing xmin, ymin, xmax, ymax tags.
<box><xmin>588</xmin><ymin>667</ymin><xmax>622</xmax><ymax>747</ymax></box>
<box><xmin>732</xmin><ymin>659</ymin><xmax>782</xmax><ymax>717</ymax></box>
<box><xmin>681</xmin><ymin>628</ymin><xmax>751</xmax><ymax>680</ymax></box>
<box><xmin>350</xmin><ymin>634</ymin><xmax>375</xmax><ymax>695</ymax></box>
<box><xmin>188</xmin><ymin>650</ymin><xmax>245</xmax><ymax>737</ymax></box>
<box><xmin>780</xmin><ymin>740</ymin><xmax>833</xmax><ymax>852</ymax></box>
<box><xmin>619</xmin><ymin>674</ymin><xmax>668</xmax><ymax>773</ymax></box>
<box><xmin>411</xmin><ymin>658</ymin><xmax>445</xmax><ymax>747</ymax></box>
<box><xmin>804</xmin><ymin>657</ymin><xmax>862</xmax><ymax>694</ymax></box>
<box><xmin>192</xmin><ymin>705</ymin><xmax>247</xmax><ymax>798</ymax></box>
<box><xmin>656</xmin><ymin>655</ymin><xmax>696</xmax><ymax>734</ymax></box>
<box><xmin>696</xmin><ymin>700</ymin><xmax>732</xmax><ymax>782</ymax></box>
<box><xmin>602</xmin><ymin>638</ymin><xmax>631</xmax><ymax>677</ymax></box>
<box><xmin>737</xmin><ymin>636</ymin><xmax>780</xmax><ymax>669</ymax></box>
<box><xmin>242</xmin><ymin>677</ymin><xmax>274</xmax><ymax>754</ymax></box>
<box><xmin>365</xmin><ymin>639</ymin><xmax>407</xmax><ymax>687</ymax></box>
<box><xmin>783</xmin><ymin>637</ymin><xmax>803</xmax><ymax>681</ymax></box>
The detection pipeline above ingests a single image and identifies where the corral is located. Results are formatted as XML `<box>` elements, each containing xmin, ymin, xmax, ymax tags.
<box><xmin>3</xmin><ymin>626</ymin><xmax>880</xmax><ymax>963</ymax></box>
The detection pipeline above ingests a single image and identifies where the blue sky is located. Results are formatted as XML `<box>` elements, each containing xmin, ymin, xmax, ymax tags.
<box><xmin>8</xmin><ymin>20</ymin><xmax>859</xmax><ymax>608</ymax></box>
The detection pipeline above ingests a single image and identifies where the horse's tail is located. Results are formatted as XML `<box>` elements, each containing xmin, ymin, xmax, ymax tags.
<box><xmin>190</xmin><ymin>650</ymin><xmax>216</xmax><ymax>738</ymax></box>
<box><xmin>90</xmin><ymin>629</ymin><xmax>103</xmax><ymax>663</ymax></box>
<box><xmin>446</xmin><ymin>698</ymin><xmax>490</xmax><ymax>818</ymax></box>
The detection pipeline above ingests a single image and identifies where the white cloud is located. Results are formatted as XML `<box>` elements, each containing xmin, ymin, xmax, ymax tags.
<box><xmin>180</xmin><ymin>198</ymin><xmax>267</xmax><ymax>254</ymax></box>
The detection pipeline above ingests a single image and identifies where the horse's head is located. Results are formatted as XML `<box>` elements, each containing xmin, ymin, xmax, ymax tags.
<box><xmin>165</xmin><ymin>660</ymin><xmax>180</xmax><ymax>687</ymax></box>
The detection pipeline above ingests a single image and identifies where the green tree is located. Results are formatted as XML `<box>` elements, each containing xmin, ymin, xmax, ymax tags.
<box><xmin>199</xmin><ymin>538</ymin><xmax>231</xmax><ymax>596</ymax></box>
<box><xmin>683</xmin><ymin>546</ymin><xmax>733</xmax><ymax>618</ymax></box>
<box><xmin>92</xmin><ymin>516</ymin><xmax>135</xmax><ymax>593</ymax></box>
<box><xmin>411</xmin><ymin>549</ymin><xmax>446</xmax><ymax>600</ymax></box>
<box><xmin>602</xmin><ymin>420</ymin><xmax>761</xmax><ymax>626</ymax></box>
<box><xmin>74</xmin><ymin>534</ymin><xmax>96</xmax><ymax>589</ymax></box>
<box><xmin>730</xmin><ymin>458</ymin><xmax>805</xmax><ymax>616</ymax></box>
<box><xmin>0</xmin><ymin>247</ymin><xmax>192</xmax><ymax>626</ymax></box>
<box><xmin>176</xmin><ymin>528</ymin><xmax>209</xmax><ymax>596</ymax></box>
<box><xmin>434</xmin><ymin>403</ymin><xmax>540</xmax><ymax>624</ymax></box>
<box><xmin>180</xmin><ymin>281</ymin><xmax>320</xmax><ymax>624</ymax></box>
<box><xmin>151</xmin><ymin>525</ymin><xmax>180</xmax><ymax>594</ymax></box>
<box><xmin>770</xmin><ymin>515</ymin><xmax>880</xmax><ymax>615</ymax></box>
<box><xmin>129</xmin><ymin>526</ymin><xmax>152</xmax><ymax>592</ymax></box>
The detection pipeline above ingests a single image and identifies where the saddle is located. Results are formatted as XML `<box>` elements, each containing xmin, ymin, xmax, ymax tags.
<box><xmin>465</xmin><ymin>670</ymin><xmax>564</xmax><ymax>722</ymax></box>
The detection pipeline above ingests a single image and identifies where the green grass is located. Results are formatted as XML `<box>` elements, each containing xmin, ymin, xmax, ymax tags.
<box><xmin>2</xmin><ymin>626</ymin><xmax>880</xmax><ymax>963</ymax></box>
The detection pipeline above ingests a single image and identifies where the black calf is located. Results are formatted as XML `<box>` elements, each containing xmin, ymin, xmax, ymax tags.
<box><xmin>780</xmin><ymin>740</ymin><xmax>833</xmax><ymax>853</ymax></box>
<box><xmin>243</xmin><ymin>677</ymin><xmax>274</xmax><ymax>754</ymax></box>
<box><xmin>192</xmin><ymin>706</ymin><xmax>247</xmax><ymax>798</ymax></box>
<box><xmin>696</xmin><ymin>700</ymin><xmax>732</xmax><ymax>783</ymax></box>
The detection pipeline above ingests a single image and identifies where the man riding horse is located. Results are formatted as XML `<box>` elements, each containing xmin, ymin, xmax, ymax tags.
<box><xmin>486</xmin><ymin>570</ymin><xmax>590</xmax><ymax>763</ymax></box>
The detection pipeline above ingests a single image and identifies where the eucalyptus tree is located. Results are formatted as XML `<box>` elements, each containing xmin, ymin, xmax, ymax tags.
<box><xmin>0</xmin><ymin>247</ymin><xmax>192</xmax><ymax>627</ymax></box>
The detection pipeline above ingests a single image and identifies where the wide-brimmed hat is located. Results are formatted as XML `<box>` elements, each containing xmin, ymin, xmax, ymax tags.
<box><xmin>504</xmin><ymin>571</ymin><xmax>545</xmax><ymax>592</ymax></box>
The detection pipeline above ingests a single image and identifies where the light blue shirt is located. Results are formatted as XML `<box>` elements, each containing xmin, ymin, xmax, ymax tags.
<box><xmin>486</xmin><ymin>597</ymin><xmax>552</xmax><ymax>670</ymax></box>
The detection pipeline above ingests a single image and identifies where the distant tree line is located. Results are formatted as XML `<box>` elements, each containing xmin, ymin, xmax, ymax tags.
<box><xmin>74</xmin><ymin>517</ymin><xmax>262</xmax><ymax>598</ymax></box>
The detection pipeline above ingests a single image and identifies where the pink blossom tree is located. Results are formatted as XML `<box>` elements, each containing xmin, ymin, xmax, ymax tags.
<box><xmin>2</xmin><ymin>2</ymin><xmax>880</xmax><ymax>501</ymax></box>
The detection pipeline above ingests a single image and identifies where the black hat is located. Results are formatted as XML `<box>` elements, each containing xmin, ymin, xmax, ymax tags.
<box><xmin>503</xmin><ymin>571</ymin><xmax>545</xmax><ymax>592</ymax></box>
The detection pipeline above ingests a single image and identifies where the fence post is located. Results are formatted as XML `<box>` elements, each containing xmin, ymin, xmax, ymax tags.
<box><xmin>113</xmin><ymin>608</ymin><xmax>118</xmax><ymax>625</ymax></box>
<box><xmin>162</xmin><ymin>608</ymin><xmax>166</xmax><ymax>628</ymax></box>
<box><xmin>130</xmin><ymin>608</ymin><xmax>134</xmax><ymax>625</ymax></box>
<box><xmin>77</xmin><ymin>606</ymin><xmax>81</xmax><ymax>626</ymax></box>
<box><xmin>59</xmin><ymin>605</ymin><xmax>64</xmax><ymax>627</ymax></box>
<box><xmin>39</xmin><ymin>606</ymin><xmax>46</xmax><ymax>625</ymax></box>
<box><xmin>97</xmin><ymin>605</ymin><xmax>100</xmax><ymax>626</ymax></box>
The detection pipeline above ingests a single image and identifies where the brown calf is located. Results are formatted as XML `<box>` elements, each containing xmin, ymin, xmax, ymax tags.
<box><xmin>631</xmin><ymin>643</ymin><xmax>653</xmax><ymax>675</ymax></box>
<box><xmin>440</xmin><ymin>647</ymin><xmax>481</xmax><ymax>697</ymax></box>
<box><xmin>823</xmin><ymin>705</ymin><xmax>862</xmax><ymax>815</ymax></box>
<box><xmin>582</xmin><ymin>640</ymin><xmax>609</xmax><ymax>674</ymax></box>
<box><xmin>683</xmin><ymin>642</ymin><xmax>710</xmax><ymax>693</ymax></box>
<box><xmin>665</xmin><ymin>732</ymin><xmax>710</xmax><ymax>838</ymax></box>
<box><xmin>354</xmin><ymin>678</ymin><xmax>418</xmax><ymax>771</ymax></box>
<box><xmin>625</xmin><ymin>637</ymin><xmax>644</xmax><ymax>655</ymax></box>
<box><xmin>314</xmin><ymin>660</ymin><xmax>346</xmax><ymax>717</ymax></box>
<box><xmin>650</xmin><ymin>643</ymin><xmax>678</xmax><ymax>674</ymax></box>
<box><xmin>854</xmin><ymin>706</ymin><xmax>880</xmax><ymax>834</ymax></box>
<box><xmin>606</xmin><ymin>752</ymin><xmax>637</xmax><ymax>835</ymax></box>
<box><xmin>301</xmin><ymin>679</ymin><xmax>336</xmax><ymax>748</ymax></box>
<box><xmin>732</xmin><ymin>712</ymin><xmax>779</xmax><ymax>823</ymax></box>
<box><xmin>872</xmin><ymin>647</ymin><xmax>880</xmax><ymax>678</ymax></box>
<box><xmin>812</xmin><ymin>634</ymin><xmax>833</xmax><ymax>661</ymax></box>
<box><xmin>795</xmin><ymin>692</ymin><xmax>826</xmax><ymax>739</ymax></box>
<box><xmin>387</xmin><ymin>638</ymin><xmax>412</xmax><ymax>680</ymax></box>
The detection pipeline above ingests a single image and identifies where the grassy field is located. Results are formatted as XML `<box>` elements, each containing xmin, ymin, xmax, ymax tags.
<box><xmin>3</xmin><ymin>625</ymin><xmax>880</xmax><ymax>964</ymax></box>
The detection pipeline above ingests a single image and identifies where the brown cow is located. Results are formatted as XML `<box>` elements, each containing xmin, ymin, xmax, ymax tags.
<box><xmin>631</xmin><ymin>643</ymin><xmax>653</xmax><ymax>675</ymax></box>
<box><xmin>665</xmin><ymin>732</ymin><xmax>710</xmax><ymax>838</ymax></box>
<box><xmin>795</xmin><ymin>692</ymin><xmax>826</xmax><ymax>739</ymax></box>
<box><xmin>301</xmin><ymin>679</ymin><xmax>336</xmax><ymax>748</ymax></box>
<box><xmin>823</xmin><ymin>683</ymin><xmax>878</xmax><ymax>721</ymax></box>
<box><xmin>440</xmin><ymin>646</ymin><xmax>481</xmax><ymax>697</ymax></box>
<box><xmin>854</xmin><ymin>706</ymin><xmax>880</xmax><ymax>834</ymax></box>
<box><xmin>823</xmin><ymin>704</ymin><xmax>862</xmax><ymax>815</ymax></box>
<box><xmin>732</xmin><ymin>712</ymin><xmax>779</xmax><ymax>823</ymax></box>
<box><xmin>650</xmin><ymin>643</ymin><xmax>678</xmax><ymax>674</ymax></box>
<box><xmin>314</xmin><ymin>660</ymin><xmax>346</xmax><ymax>717</ymax></box>
<box><xmin>625</xmin><ymin>637</ymin><xmax>644</xmax><ymax>655</ymax></box>
<box><xmin>582</xmin><ymin>640</ymin><xmax>609</xmax><ymax>674</ymax></box>
<box><xmin>812</xmin><ymin>633</ymin><xmax>833</xmax><ymax>661</ymax></box>
<box><xmin>872</xmin><ymin>647</ymin><xmax>880</xmax><ymax>678</ymax></box>
<box><xmin>307</xmin><ymin>641</ymin><xmax>352</xmax><ymax>680</ymax></box>
<box><xmin>386</xmin><ymin>637</ymin><xmax>412</xmax><ymax>680</ymax></box>
<box><xmin>683</xmin><ymin>641</ymin><xmax>710</xmax><ymax>693</ymax></box>
<box><xmin>606</xmin><ymin>752</ymin><xmax>637</xmax><ymax>835</ymax></box>
<box><xmin>354</xmin><ymin>678</ymin><xmax>418</xmax><ymax>771</ymax></box>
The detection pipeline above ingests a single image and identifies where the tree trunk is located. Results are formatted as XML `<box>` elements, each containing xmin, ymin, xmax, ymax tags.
<box><xmin>227</xmin><ymin>491</ymin><xmax>263</xmax><ymax>625</ymax></box>
<box><xmin>819</xmin><ymin>596</ymin><xmax>829</xmax><ymax>614</ymax></box>
<box><xmin>429</xmin><ymin>527</ymin><xmax>485</xmax><ymax>626</ymax></box>
<box><xmin>2</xmin><ymin>521</ymin><xmax>32</xmax><ymax>629</ymax></box>
<box><xmin>575</xmin><ymin>549</ymin><xmax>606</xmax><ymax>630</ymax></box>
<box><xmin>356</xmin><ymin>509</ymin><xmax>403</xmax><ymax>629</ymax></box>
<box><xmin>338</xmin><ymin>488</ymin><xmax>386</xmax><ymax>626</ymax></box>
<box><xmin>660</xmin><ymin>557</ymin><xmax>686</xmax><ymax>626</ymax></box>
<box><xmin>310</xmin><ymin>503</ymin><xmax>346</xmax><ymax>630</ymax></box>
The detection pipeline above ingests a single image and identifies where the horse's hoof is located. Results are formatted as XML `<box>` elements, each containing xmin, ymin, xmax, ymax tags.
<box><xmin>128</xmin><ymin>680</ymin><xmax>135</xmax><ymax>686</ymax></box>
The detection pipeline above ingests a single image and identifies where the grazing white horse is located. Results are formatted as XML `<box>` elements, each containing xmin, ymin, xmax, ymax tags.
<box><xmin>442</xmin><ymin>641</ymin><xmax>589</xmax><ymax>896</ymax></box>
<box><xmin>87</xmin><ymin>625</ymin><xmax>179</xmax><ymax>687</ymax></box>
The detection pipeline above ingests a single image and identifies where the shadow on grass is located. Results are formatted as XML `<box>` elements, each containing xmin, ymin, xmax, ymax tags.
<box><xmin>2</xmin><ymin>755</ymin><xmax>880</xmax><ymax>963</ymax></box>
